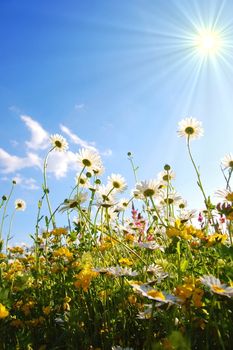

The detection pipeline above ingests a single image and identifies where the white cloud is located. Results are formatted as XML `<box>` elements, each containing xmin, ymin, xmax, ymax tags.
<box><xmin>60</xmin><ymin>124</ymin><xmax>113</xmax><ymax>158</ymax></box>
<box><xmin>74</xmin><ymin>103</ymin><xmax>85</xmax><ymax>110</ymax></box>
<box><xmin>0</xmin><ymin>115</ymin><xmax>112</xmax><ymax>182</ymax></box>
<box><xmin>47</xmin><ymin>150</ymin><xmax>78</xmax><ymax>179</ymax></box>
<box><xmin>21</xmin><ymin>115</ymin><xmax>49</xmax><ymax>150</ymax></box>
<box><xmin>0</xmin><ymin>148</ymin><xmax>42</xmax><ymax>173</ymax></box>
<box><xmin>59</xmin><ymin>124</ymin><xmax>97</xmax><ymax>151</ymax></box>
<box><xmin>101</xmin><ymin>148</ymin><xmax>113</xmax><ymax>157</ymax></box>
<box><xmin>12</xmin><ymin>173</ymin><xmax>40</xmax><ymax>190</ymax></box>
<box><xmin>8</xmin><ymin>105</ymin><xmax>21</xmax><ymax>113</ymax></box>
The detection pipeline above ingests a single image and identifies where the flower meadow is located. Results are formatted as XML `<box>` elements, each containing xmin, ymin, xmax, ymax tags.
<box><xmin>0</xmin><ymin>118</ymin><xmax>233</xmax><ymax>350</ymax></box>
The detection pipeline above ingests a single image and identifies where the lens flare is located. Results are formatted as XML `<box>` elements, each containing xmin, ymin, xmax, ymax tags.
<box><xmin>195</xmin><ymin>30</ymin><xmax>221</xmax><ymax>55</ymax></box>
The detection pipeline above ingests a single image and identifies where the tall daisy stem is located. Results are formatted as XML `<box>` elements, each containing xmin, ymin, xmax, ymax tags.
<box><xmin>43</xmin><ymin>148</ymin><xmax>56</xmax><ymax>229</ymax></box>
<box><xmin>187</xmin><ymin>136</ymin><xmax>215</xmax><ymax>226</ymax></box>
<box><xmin>0</xmin><ymin>181</ymin><xmax>16</xmax><ymax>246</ymax></box>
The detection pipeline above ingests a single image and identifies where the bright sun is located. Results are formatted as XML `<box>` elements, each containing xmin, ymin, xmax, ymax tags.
<box><xmin>195</xmin><ymin>30</ymin><xmax>221</xmax><ymax>55</ymax></box>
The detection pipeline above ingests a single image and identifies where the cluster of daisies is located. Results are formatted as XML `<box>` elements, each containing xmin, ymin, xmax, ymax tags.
<box><xmin>12</xmin><ymin>117</ymin><xmax>233</xmax><ymax>225</ymax></box>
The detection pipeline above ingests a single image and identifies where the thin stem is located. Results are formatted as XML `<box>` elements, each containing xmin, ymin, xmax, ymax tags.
<box><xmin>5</xmin><ymin>209</ymin><xmax>16</xmax><ymax>252</ymax></box>
<box><xmin>186</xmin><ymin>137</ymin><xmax>215</xmax><ymax>227</ymax></box>
<box><xmin>128</xmin><ymin>153</ymin><xmax>139</xmax><ymax>183</ymax></box>
<box><xmin>0</xmin><ymin>182</ymin><xmax>16</xmax><ymax>244</ymax></box>
<box><xmin>187</xmin><ymin>137</ymin><xmax>208</xmax><ymax>205</ymax></box>
<box><xmin>43</xmin><ymin>148</ymin><xmax>56</xmax><ymax>229</ymax></box>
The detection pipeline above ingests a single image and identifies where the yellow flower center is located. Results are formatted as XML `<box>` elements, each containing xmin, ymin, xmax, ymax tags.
<box><xmin>147</xmin><ymin>290</ymin><xmax>165</xmax><ymax>300</ymax></box>
<box><xmin>212</xmin><ymin>285</ymin><xmax>225</xmax><ymax>294</ymax></box>
<box><xmin>143</xmin><ymin>189</ymin><xmax>155</xmax><ymax>197</ymax></box>
<box><xmin>185</xmin><ymin>126</ymin><xmax>195</xmax><ymax>135</ymax></box>
<box><xmin>82</xmin><ymin>159</ymin><xmax>92</xmax><ymax>167</ymax></box>
<box><xmin>226</xmin><ymin>192</ymin><xmax>233</xmax><ymax>202</ymax></box>
<box><xmin>55</xmin><ymin>140</ymin><xmax>62</xmax><ymax>148</ymax></box>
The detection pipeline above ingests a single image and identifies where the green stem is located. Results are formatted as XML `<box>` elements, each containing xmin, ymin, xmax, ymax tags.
<box><xmin>128</xmin><ymin>153</ymin><xmax>139</xmax><ymax>183</ymax></box>
<box><xmin>43</xmin><ymin>148</ymin><xmax>56</xmax><ymax>229</ymax></box>
<box><xmin>0</xmin><ymin>181</ymin><xmax>16</xmax><ymax>245</ymax></box>
<box><xmin>150</xmin><ymin>196</ymin><xmax>167</xmax><ymax>228</ymax></box>
<box><xmin>186</xmin><ymin>137</ymin><xmax>215</xmax><ymax>227</ymax></box>
<box><xmin>5</xmin><ymin>209</ymin><xmax>16</xmax><ymax>252</ymax></box>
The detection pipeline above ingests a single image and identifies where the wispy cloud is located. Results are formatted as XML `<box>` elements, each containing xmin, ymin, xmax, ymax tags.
<box><xmin>74</xmin><ymin>103</ymin><xmax>85</xmax><ymax>110</ymax></box>
<box><xmin>0</xmin><ymin>148</ymin><xmax>42</xmax><ymax>173</ymax></box>
<box><xmin>0</xmin><ymin>115</ymin><xmax>112</xmax><ymax>183</ymax></box>
<box><xmin>60</xmin><ymin>124</ymin><xmax>97</xmax><ymax>150</ymax></box>
<box><xmin>21</xmin><ymin>115</ymin><xmax>49</xmax><ymax>150</ymax></box>
<box><xmin>12</xmin><ymin>173</ymin><xmax>40</xmax><ymax>190</ymax></box>
<box><xmin>8</xmin><ymin>105</ymin><xmax>21</xmax><ymax>114</ymax></box>
<box><xmin>101</xmin><ymin>148</ymin><xmax>113</xmax><ymax>157</ymax></box>
<box><xmin>47</xmin><ymin>151</ymin><xmax>78</xmax><ymax>179</ymax></box>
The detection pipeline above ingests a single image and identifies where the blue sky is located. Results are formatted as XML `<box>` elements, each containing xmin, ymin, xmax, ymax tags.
<box><xmin>1</xmin><ymin>0</ymin><xmax>233</xmax><ymax>244</ymax></box>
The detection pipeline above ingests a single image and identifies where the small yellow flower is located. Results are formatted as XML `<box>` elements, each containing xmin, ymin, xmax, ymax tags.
<box><xmin>51</xmin><ymin>227</ymin><xmax>68</xmax><ymax>236</ymax></box>
<box><xmin>74</xmin><ymin>268</ymin><xmax>98</xmax><ymax>292</ymax></box>
<box><xmin>128</xmin><ymin>294</ymin><xmax>137</xmax><ymax>305</ymax></box>
<box><xmin>11</xmin><ymin>318</ymin><xmax>23</xmax><ymax>328</ymax></box>
<box><xmin>53</xmin><ymin>247</ymin><xmax>73</xmax><ymax>260</ymax></box>
<box><xmin>118</xmin><ymin>257</ymin><xmax>133</xmax><ymax>266</ymax></box>
<box><xmin>206</xmin><ymin>233</ymin><xmax>227</xmax><ymax>246</ymax></box>
<box><xmin>147</xmin><ymin>290</ymin><xmax>166</xmax><ymax>301</ymax></box>
<box><xmin>0</xmin><ymin>303</ymin><xmax>9</xmax><ymax>318</ymax></box>
<box><xmin>42</xmin><ymin>306</ymin><xmax>51</xmax><ymax>315</ymax></box>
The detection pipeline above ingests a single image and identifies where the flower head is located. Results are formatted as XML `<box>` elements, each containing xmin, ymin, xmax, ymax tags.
<box><xmin>50</xmin><ymin>134</ymin><xmax>68</xmax><ymax>152</ymax></box>
<box><xmin>75</xmin><ymin>173</ymin><xmax>90</xmax><ymax>188</ymax></box>
<box><xmin>131</xmin><ymin>283</ymin><xmax>177</xmax><ymax>303</ymax></box>
<box><xmin>134</xmin><ymin>179</ymin><xmax>161</xmax><ymax>199</ymax></box>
<box><xmin>0</xmin><ymin>303</ymin><xmax>9</xmax><ymax>319</ymax></box>
<box><xmin>159</xmin><ymin>190</ymin><xmax>182</xmax><ymax>206</ymax></box>
<box><xmin>107</xmin><ymin>266</ymin><xmax>138</xmax><ymax>277</ymax></box>
<box><xmin>107</xmin><ymin>173</ymin><xmax>127</xmax><ymax>193</ymax></box>
<box><xmin>15</xmin><ymin>199</ymin><xmax>26</xmax><ymax>211</ymax></box>
<box><xmin>221</xmin><ymin>153</ymin><xmax>233</xmax><ymax>170</ymax></box>
<box><xmin>96</xmin><ymin>184</ymin><xmax>117</xmax><ymax>208</ymax></box>
<box><xmin>200</xmin><ymin>275</ymin><xmax>233</xmax><ymax>298</ymax></box>
<box><xmin>77</xmin><ymin>148</ymin><xmax>103</xmax><ymax>172</ymax></box>
<box><xmin>59</xmin><ymin>193</ymin><xmax>88</xmax><ymax>212</ymax></box>
<box><xmin>158</xmin><ymin>169</ymin><xmax>176</xmax><ymax>183</ymax></box>
<box><xmin>215</xmin><ymin>189</ymin><xmax>233</xmax><ymax>203</ymax></box>
<box><xmin>177</xmin><ymin>117</ymin><xmax>204</xmax><ymax>140</ymax></box>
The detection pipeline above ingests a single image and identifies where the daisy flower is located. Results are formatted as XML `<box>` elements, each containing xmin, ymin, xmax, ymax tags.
<box><xmin>178</xmin><ymin>209</ymin><xmax>197</xmax><ymax>223</ymax></box>
<box><xmin>15</xmin><ymin>199</ymin><xmax>26</xmax><ymax>211</ymax></box>
<box><xmin>135</xmin><ymin>241</ymin><xmax>165</xmax><ymax>252</ymax></box>
<box><xmin>59</xmin><ymin>193</ymin><xmax>88</xmax><ymax>212</ymax></box>
<box><xmin>75</xmin><ymin>173</ymin><xmax>90</xmax><ymax>188</ymax></box>
<box><xmin>92</xmin><ymin>163</ymin><xmax>105</xmax><ymax>176</ymax></box>
<box><xmin>200</xmin><ymin>275</ymin><xmax>233</xmax><ymax>298</ymax></box>
<box><xmin>215</xmin><ymin>188</ymin><xmax>233</xmax><ymax>203</ymax></box>
<box><xmin>114</xmin><ymin>198</ymin><xmax>130</xmax><ymax>212</ymax></box>
<box><xmin>131</xmin><ymin>283</ymin><xmax>177</xmax><ymax>304</ymax></box>
<box><xmin>177</xmin><ymin>117</ymin><xmax>204</xmax><ymax>140</ymax></box>
<box><xmin>177</xmin><ymin>199</ymin><xmax>188</xmax><ymax>210</ymax></box>
<box><xmin>134</xmin><ymin>179</ymin><xmax>161</xmax><ymax>199</ymax></box>
<box><xmin>77</xmin><ymin>148</ymin><xmax>102</xmax><ymax>171</ymax></box>
<box><xmin>159</xmin><ymin>189</ymin><xmax>182</xmax><ymax>206</ymax></box>
<box><xmin>158</xmin><ymin>169</ymin><xmax>176</xmax><ymax>183</ymax></box>
<box><xmin>96</xmin><ymin>184</ymin><xmax>117</xmax><ymax>207</ymax></box>
<box><xmin>107</xmin><ymin>173</ymin><xmax>127</xmax><ymax>193</ymax></box>
<box><xmin>107</xmin><ymin>266</ymin><xmax>138</xmax><ymax>277</ymax></box>
<box><xmin>221</xmin><ymin>153</ymin><xmax>233</xmax><ymax>170</ymax></box>
<box><xmin>50</xmin><ymin>134</ymin><xmax>68</xmax><ymax>152</ymax></box>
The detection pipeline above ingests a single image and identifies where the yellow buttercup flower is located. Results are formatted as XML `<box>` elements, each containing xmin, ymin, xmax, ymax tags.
<box><xmin>118</xmin><ymin>257</ymin><xmax>133</xmax><ymax>266</ymax></box>
<box><xmin>0</xmin><ymin>303</ymin><xmax>9</xmax><ymax>318</ymax></box>
<box><xmin>74</xmin><ymin>268</ymin><xmax>99</xmax><ymax>292</ymax></box>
